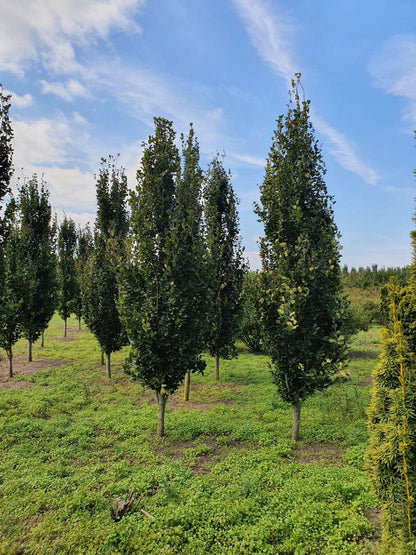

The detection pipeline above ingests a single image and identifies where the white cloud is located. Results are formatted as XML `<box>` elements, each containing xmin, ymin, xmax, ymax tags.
<box><xmin>4</xmin><ymin>90</ymin><xmax>33</xmax><ymax>108</ymax></box>
<box><xmin>11</xmin><ymin>110</ymin><xmax>142</xmax><ymax>215</ymax></box>
<box><xmin>0</xmin><ymin>0</ymin><xmax>145</xmax><ymax>75</ymax></box>
<box><xmin>72</xmin><ymin>112</ymin><xmax>89</xmax><ymax>126</ymax></box>
<box><xmin>13</xmin><ymin>118</ymin><xmax>74</xmax><ymax>166</ymax></box>
<box><xmin>245</xmin><ymin>250</ymin><xmax>262</xmax><ymax>270</ymax></box>
<box><xmin>234</xmin><ymin>153</ymin><xmax>266</xmax><ymax>168</ymax></box>
<box><xmin>312</xmin><ymin>113</ymin><xmax>379</xmax><ymax>186</ymax></box>
<box><xmin>232</xmin><ymin>0</ymin><xmax>295</xmax><ymax>82</ymax></box>
<box><xmin>55</xmin><ymin>209</ymin><xmax>95</xmax><ymax>229</ymax></box>
<box><xmin>369</xmin><ymin>35</ymin><xmax>416</xmax><ymax>124</ymax></box>
<box><xmin>233</xmin><ymin>0</ymin><xmax>379</xmax><ymax>185</ymax></box>
<box><xmin>40</xmin><ymin>79</ymin><xmax>90</xmax><ymax>102</ymax></box>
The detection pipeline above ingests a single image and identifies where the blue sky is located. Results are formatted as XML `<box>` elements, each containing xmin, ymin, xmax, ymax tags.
<box><xmin>1</xmin><ymin>0</ymin><xmax>415</xmax><ymax>269</ymax></box>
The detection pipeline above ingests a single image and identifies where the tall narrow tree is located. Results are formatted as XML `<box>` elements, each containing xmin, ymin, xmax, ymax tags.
<box><xmin>118</xmin><ymin>118</ymin><xmax>207</xmax><ymax>436</ymax></box>
<box><xmin>255</xmin><ymin>75</ymin><xmax>346</xmax><ymax>441</ymax></box>
<box><xmin>82</xmin><ymin>157</ymin><xmax>128</xmax><ymax>378</ymax></box>
<box><xmin>204</xmin><ymin>155</ymin><xmax>246</xmax><ymax>381</ymax></box>
<box><xmin>57</xmin><ymin>216</ymin><xmax>78</xmax><ymax>337</ymax></box>
<box><xmin>175</xmin><ymin>126</ymin><xmax>208</xmax><ymax>401</ymax></box>
<box><xmin>73</xmin><ymin>224</ymin><xmax>93</xmax><ymax>330</ymax></box>
<box><xmin>0</xmin><ymin>200</ymin><xmax>25</xmax><ymax>376</ymax></box>
<box><xmin>0</xmin><ymin>85</ymin><xmax>14</xmax><ymax>328</ymax></box>
<box><xmin>19</xmin><ymin>176</ymin><xmax>56</xmax><ymax>361</ymax></box>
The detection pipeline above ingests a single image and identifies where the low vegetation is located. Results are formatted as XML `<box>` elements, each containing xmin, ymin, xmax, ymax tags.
<box><xmin>0</xmin><ymin>314</ymin><xmax>381</xmax><ymax>554</ymax></box>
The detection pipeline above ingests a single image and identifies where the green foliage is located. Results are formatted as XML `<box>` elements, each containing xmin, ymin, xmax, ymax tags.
<box><xmin>366</xmin><ymin>282</ymin><xmax>416</xmax><ymax>553</ymax></box>
<box><xmin>239</xmin><ymin>272</ymin><xmax>264</xmax><ymax>352</ymax></box>
<box><xmin>18</xmin><ymin>175</ymin><xmax>57</xmax><ymax>345</ymax></box>
<box><xmin>255</xmin><ymin>75</ymin><xmax>347</xmax><ymax>439</ymax></box>
<box><xmin>73</xmin><ymin>224</ymin><xmax>93</xmax><ymax>324</ymax></box>
<box><xmin>118</xmin><ymin>119</ymin><xmax>207</xmax><ymax>434</ymax></box>
<box><xmin>342</xmin><ymin>264</ymin><xmax>409</xmax><ymax>289</ymax></box>
<box><xmin>57</xmin><ymin>216</ymin><xmax>78</xmax><ymax>323</ymax></box>
<box><xmin>204</xmin><ymin>154</ymin><xmax>247</xmax><ymax>365</ymax></box>
<box><xmin>82</xmin><ymin>158</ymin><xmax>128</xmax><ymax>361</ymax></box>
<box><xmin>0</xmin><ymin>84</ymin><xmax>13</xmax><ymax>204</ymax></box>
<box><xmin>0</xmin><ymin>85</ymin><xmax>14</xmax><ymax>332</ymax></box>
<box><xmin>0</xmin><ymin>200</ymin><xmax>25</xmax><ymax>373</ymax></box>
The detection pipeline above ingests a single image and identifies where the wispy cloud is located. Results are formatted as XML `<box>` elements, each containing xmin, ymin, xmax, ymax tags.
<box><xmin>232</xmin><ymin>0</ymin><xmax>295</xmax><ymax>82</ymax></box>
<box><xmin>233</xmin><ymin>153</ymin><xmax>266</xmax><ymax>168</ymax></box>
<box><xmin>369</xmin><ymin>35</ymin><xmax>416</xmax><ymax>125</ymax></box>
<box><xmin>312</xmin><ymin>113</ymin><xmax>379</xmax><ymax>185</ymax></box>
<box><xmin>232</xmin><ymin>0</ymin><xmax>379</xmax><ymax>185</ymax></box>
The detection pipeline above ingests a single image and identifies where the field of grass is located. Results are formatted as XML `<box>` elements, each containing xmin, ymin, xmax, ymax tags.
<box><xmin>0</xmin><ymin>315</ymin><xmax>381</xmax><ymax>554</ymax></box>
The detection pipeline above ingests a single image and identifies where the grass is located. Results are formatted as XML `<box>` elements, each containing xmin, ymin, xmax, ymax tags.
<box><xmin>0</xmin><ymin>314</ymin><xmax>381</xmax><ymax>554</ymax></box>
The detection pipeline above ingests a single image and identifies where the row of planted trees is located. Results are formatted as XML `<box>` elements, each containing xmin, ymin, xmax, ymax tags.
<box><xmin>0</xmin><ymin>85</ymin><xmax>247</xmax><ymax>432</ymax></box>
<box><xmin>0</xmin><ymin>77</ymin><xmax>349</xmax><ymax>442</ymax></box>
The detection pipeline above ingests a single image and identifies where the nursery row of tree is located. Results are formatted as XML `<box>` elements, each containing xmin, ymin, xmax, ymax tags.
<box><xmin>1</xmin><ymin>77</ymin><xmax>348</xmax><ymax>444</ymax></box>
<box><xmin>341</xmin><ymin>263</ymin><xmax>409</xmax><ymax>289</ymax></box>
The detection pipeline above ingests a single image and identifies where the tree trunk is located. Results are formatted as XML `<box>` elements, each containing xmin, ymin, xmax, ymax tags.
<box><xmin>106</xmin><ymin>352</ymin><xmax>111</xmax><ymax>379</ymax></box>
<box><xmin>292</xmin><ymin>401</ymin><xmax>301</xmax><ymax>441</ymax></box>
<box><xmin>78</xmin><ymin>317</ymin><xmax>81</xmax><ymax>330</ymax></box>
<box><xmin>63</xmin><ymin>318</ymin><xmax>67</xmax><ymax>338</ymax></box>
<box><xmin>184</xmin><ymin>371</ymin><xmax>190</xmax><ymax>401</ymax></box>
<box><xmin>156</xmin><ymin>392</ymin><xmax>168</xmax><ymax>437</ymax></box>
<box><xmin>27</xmin><ymin>340</ymin><xmax>32</xmax><ymax>362</ymax></box>
<box><xmin>7</xmin><ymin>348</ymin><xmax>13</xmax><ymax>378</ymax></box>
<box><xmin>214</xmin><ymin>353</ymin><xmax>220</xmax><ymax>381</ymax></box>
<box><xmin>100</xmin><ymin>349</ymin><xmax>104</xmax><ymax>365</ymax></box>
<box><xmin>40</xmin><ymin>330</ymin><xmax>44</xmax><ymax>348</ymax></box>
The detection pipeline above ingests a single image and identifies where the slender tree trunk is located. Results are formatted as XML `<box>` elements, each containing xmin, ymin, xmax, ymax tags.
<box><xmin>40</xmin><ymin>330</ymin><xmax>45</xmax><ymax>348</ymax></box>
<box><xmin>184</xmin><ymin>371</ymin><xmax>190</xmax><ymax>401</ymax></box>
<box><xmin>63</xmin><ymin>318</ymin><xmax>67</xmax><ymax>338</ymax></box>
<box><xmin>292</xmin><ymin>401</ymin><xmax>301</xmax><ymax>442</ymax></box>
<box><xmin>7</xmin><ymin>348</ymin><xmax>13</xmax><ymax>378</ymax></box>
<box><xmin>214</xmin><ymin>353</ymin><xmax>220</xmax><ymax>381</ymax></box>
<box><xmin>106</xmin><ymin>352</ymin><xmax>111</xmax><ymax>379</ymax></box>
<box><xmin>156</xmin><ymin>392</ymin><xmax>168</xmax><ymax>437</ymax></box>
<box><xmin>27</xmin><ymin>340</ymin><xmax>32</xmax><ymax>362</ymax></box>
<box><xmin>100</xmin><ymin>349</ymin><xmax>104</xmax><ymax>365</ymax></box>
<box><xmin>78</xmin><ymin>317</ymin><xmax>81</xmax><ymax>330</ymax></box>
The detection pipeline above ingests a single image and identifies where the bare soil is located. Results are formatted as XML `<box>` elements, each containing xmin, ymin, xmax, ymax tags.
<box><xmin>293</xmin><ymin>442</ymin><xmax>344</xmax><ymax>465</ymax></box>
<box><xmin>154</xmin><ymin>438</ymin><xmax>252</xmax><ymax>474</ymax></box>
<box><xmin>0</xmin><ymin>353</ymin><xmax>65</xmax><ymax>389</ymax></box>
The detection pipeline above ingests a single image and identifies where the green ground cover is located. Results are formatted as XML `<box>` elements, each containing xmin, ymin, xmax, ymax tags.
<box><xmin>0</xmin><ymin>315</ymin><xmax>381</xmax><ymax>554</ymax></box>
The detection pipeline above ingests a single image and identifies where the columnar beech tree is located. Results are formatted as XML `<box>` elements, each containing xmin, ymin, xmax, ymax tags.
<box><xmin>0</xmin><ymin>200</ymin><xmax>24</xmax><ymax>376</ymax></box>
<box><xmin>82</xmin><ymin>157</ymin><xmax>128</xmax><ymax>378</ymax></box>
<box><xmin>57</xmin><ymin>216</ymin><xmax>78</xmax><ymax>337</ymax></box>
<box><xmin>0</xmin><ymin>86</ymin><xmax>13</xmax><ymax>324</ymax></box>
<box><xmin>0</xmin><ymin>85</ymin><xmax>12</xmax><ymax>217</ymax></box>
<box><xmin>19</xmin><ymin>176</ymin><xmax>56</xmax><ymax>361</ymax></box>
<box><xmin>239</xmin><ymin>272</ymin><xmax>264</xmax><ymax>353</ymax></box>
<box><xmin>73</xmin><ymin>225</ymin><xmax>93</xmax><ymax>330</ymax></box>
<box><xmin>204</xmin><ymin>155</ymin><xmax>246</xmax><ymax>381</ymax></box>
<box><xmin>118</xmin><ymin>118</ymin><xmax>207</xmax><ymax>436</ymax></box>
<box><xmin>176</xmin><ymin>126</ymin><xmax>208</xmax><ymax>401</ymax></box>
<box><xmin>255</xmin><ymin>75</ymin><xmax>346</xmax><ymax>441</ymax></box>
